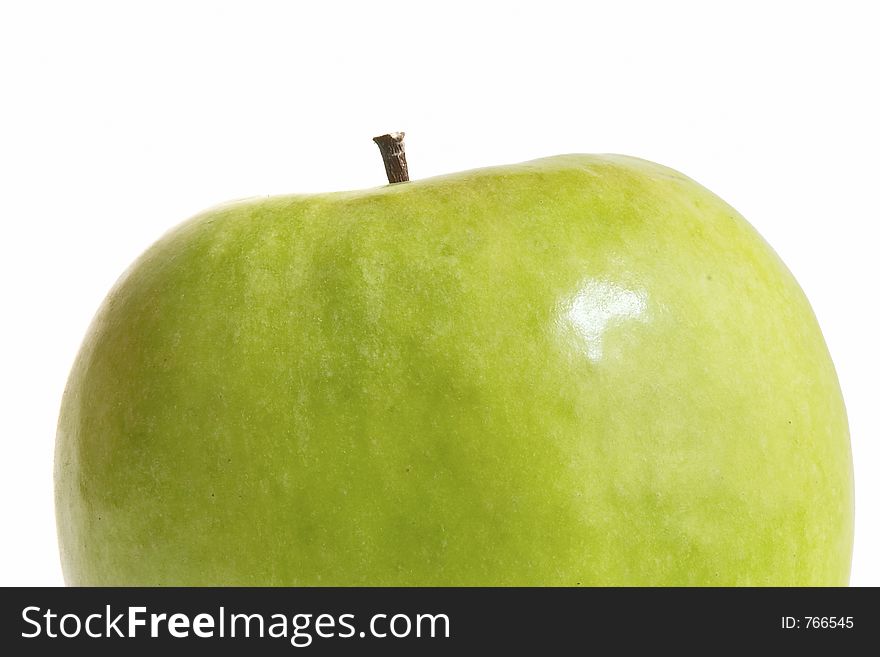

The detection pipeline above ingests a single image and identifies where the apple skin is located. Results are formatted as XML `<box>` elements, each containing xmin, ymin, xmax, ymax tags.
<box><xmin>55</xmin><ymin>154</ymin><xmax>853</xmax><ymax>585</ymax></box>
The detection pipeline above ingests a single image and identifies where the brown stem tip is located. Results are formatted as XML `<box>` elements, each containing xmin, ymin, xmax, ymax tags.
<box><xmin>373</xmin><ymin>132</ymin><xmax>410</xmax><ymax>184</ymax></box>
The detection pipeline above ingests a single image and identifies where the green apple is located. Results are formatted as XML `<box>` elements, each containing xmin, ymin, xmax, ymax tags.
<box><xmin>55</xmin><ymin>151</ymin><xmax>853</xmax><ymax>585</ymax></box>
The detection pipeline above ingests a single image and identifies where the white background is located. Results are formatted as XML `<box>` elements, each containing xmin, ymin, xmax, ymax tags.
<box><xmin>1</xmin><ymin>1</ymin><xmax>877</xmax><ymax>586</ymax></box>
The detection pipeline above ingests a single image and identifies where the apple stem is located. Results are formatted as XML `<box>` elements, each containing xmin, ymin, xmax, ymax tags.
<box><xmin>373</xmin><ymin>132</ymin><xmax>410</xmax><ymax>184</ymax></box>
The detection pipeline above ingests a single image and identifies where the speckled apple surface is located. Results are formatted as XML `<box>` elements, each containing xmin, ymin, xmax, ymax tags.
<box><xmin>55</xmin><ymin>155</ymin><xmax>853</xmax><ymax>585</ymax></box>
